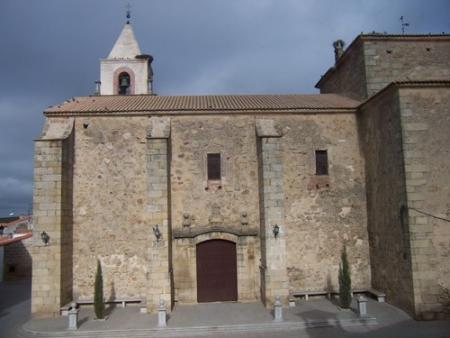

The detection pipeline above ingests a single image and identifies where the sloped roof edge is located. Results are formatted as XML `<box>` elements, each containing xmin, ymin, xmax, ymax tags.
<box><xmin>358</xmin><ymin>80</ymin><xmax>450</xmax><ymax>109</ymax></box>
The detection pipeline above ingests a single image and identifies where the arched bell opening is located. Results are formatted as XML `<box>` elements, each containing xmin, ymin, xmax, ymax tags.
<box><xmin>118</xmin><ymin>72</ymin><xmax>131</xmax><ymax>95</ymax></box>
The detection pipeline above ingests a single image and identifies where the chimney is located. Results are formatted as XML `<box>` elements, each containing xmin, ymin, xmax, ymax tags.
<box><xmin>333</xmin><ymin>39</ymin><xmax>345</xmax><ymax>64</ymax></box>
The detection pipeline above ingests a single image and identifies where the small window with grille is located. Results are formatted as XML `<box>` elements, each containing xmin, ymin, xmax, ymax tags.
<box><xmin>207</xmin><ymin>153</ymin><xmax>221</xmax><ymax>180</ymax></box>
<box><xmin>315</xmin><ymin>150</ymin><xmax>328</xmax><ymax>176</ymax></box>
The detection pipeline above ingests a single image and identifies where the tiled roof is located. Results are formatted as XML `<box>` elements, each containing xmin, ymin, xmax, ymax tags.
<box><xmin>0</xmin><ymin>216</ymin><xmax>20</xmax><ymax>224</ymax></box>
<box><xmin>44</xmin><ymin>94</ymin><xmax>360</xmax><ymax>115</ymax></box>
<box><xmin>0</xmin><ymin>232</ymin><xmax>32</xmax><ymax>247</ymax></box>
<box><xmin>0</xmin><ymin>216</ymin><xmax>31</xmax><ymax>227</ymax></box>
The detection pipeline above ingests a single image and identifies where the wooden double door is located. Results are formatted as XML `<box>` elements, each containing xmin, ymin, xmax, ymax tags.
<box><xmin>196</xmin><ymin>239</ymin><xmax>238</xmax><ymax>302</ymax></box>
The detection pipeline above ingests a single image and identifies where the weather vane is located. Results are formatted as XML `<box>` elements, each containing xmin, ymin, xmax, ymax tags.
<box><xmin>126</xmin><ymin>3</ymin><xmax>131</xmax><ymax>24</ymax></box>
<box><xmin>400</xmin><ymin>16</ymin><xmax>409</xmax><ymax>34</ymax></box>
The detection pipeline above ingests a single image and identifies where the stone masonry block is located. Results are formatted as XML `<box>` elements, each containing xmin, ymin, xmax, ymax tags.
<box><xmin>407</xmin><ymin>193</ymin><xmax>425</xmax><ymax>201</ymax></box>
<box><xmin>147</xmin><ymin>117</ymin><xmax>171</xmax><ymax>139</ymax></box>
<box><xmin>404</xmin><ymin>164</ymin><xmax>429</xmax><ymax>173</ymax></box>
<box><xmin>404</xmin><ymin>123</ymin><xmax>428</xmax><ymax>131</ymax></box>
<box><xmin>257</xmin><ymin>119</ymin><xmax>282</xmax><ymax>136</ymax></box>
<box><xmin>406</xmin><ymin>179</ymin><xmax>426</xmax><ymax>186</ymax></box>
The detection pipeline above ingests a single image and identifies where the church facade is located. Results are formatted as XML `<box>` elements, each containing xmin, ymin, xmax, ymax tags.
<box><xmin>31</xmin><ymin>22</ymin><xmax>450</xmax><ymax>320</ymax></box>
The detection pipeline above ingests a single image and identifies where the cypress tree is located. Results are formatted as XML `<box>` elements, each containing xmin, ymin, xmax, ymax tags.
<box><xmin>338</xmin><ymin>245</ymin><xmax>352</xmax><ymax>309</ymax></box>
<box><xmin>94</xmin><ymin>259</ymin><xmax>105</xmax><ymax>319</ymax></box>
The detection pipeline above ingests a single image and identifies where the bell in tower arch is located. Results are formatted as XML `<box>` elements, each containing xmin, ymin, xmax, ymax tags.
<box><xmin>118</xmin><ymin>72</ymin><xmax>131</xmax><ymax>95</ymax></box>
<box><xmin>100</xmin><ymin>22</ymin><xmax>152</xmax><ymax>95</ymax></box>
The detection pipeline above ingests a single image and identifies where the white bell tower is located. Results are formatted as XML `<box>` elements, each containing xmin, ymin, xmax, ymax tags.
<box><xmin>99</xmin><ymin>11</ymin><xmax>153</xmax><ymax>95</ymax></box>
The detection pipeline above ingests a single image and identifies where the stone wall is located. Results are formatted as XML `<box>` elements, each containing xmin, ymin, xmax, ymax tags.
<box><xmin>398</xmin><ymin>86</ymin><xmax>450</xmax><ymax>319</ymax></box>
<box><xmin>168</xmin><ymin>114</ymin><xmax>370</xmax><ymax>304</ymax></box>
<box><xmin>32</xmin><ymin>117</ymin><xmax>74</xmax><ymax>317</ymax></box>
<box><xmin>4</xmin><ymin>237</ymin><xmax>32</xmax><ymax>279</ymax></box>
<box><xmin>279</xmin><ymin>114</ymin><xmax>370</xmax><ymax>293</ymax></box>
<box><xmin>170</xmin><ymin>116</ymin><xmax>261</xmax><ymax>230</ymax></box>
<box><xmin>61</xmin><ymin>130</ymin><xmax>74</xmax><ymax>307</ymax></box>
<box><xmin>145</xmin><ymin>132</ymin><xmax>172</xmax><ymax>312</ymax></box>
<box><xmin>258</xmin><ymin>135</ymin><xmax>289</xmax><ymax>306</ymax></box>
<box><xmin>364</xmin><ymin>39</ymin><xmax>450</xmax><ymax>96</ymax></box>
<box><xmin>37</xmin><ymin>111</ymin><xmax>371</xmax><ymax>313</ymax></box>
<box><xmin>72</xmin><ymin>117</ymin><xmax>153</xmax><ymax>302</ymax></box>
<box><xmin>170</xmin><ymin>116</ymin><xmax>261</xmax><ymax>304</ymax></box>
<box><xmin>317</xmin><ymin>36</ymin><xmax>450</xmax><ymax>100</ymax></box>
<box><xmin>358</xmin><ymin>87</ymin><xmax>415</xmax><ymax>315</ymax></box>
<box><xmin>316</xmin><ymin>39</ymin><xmax>368</xmax><ymax>100</ymax></box>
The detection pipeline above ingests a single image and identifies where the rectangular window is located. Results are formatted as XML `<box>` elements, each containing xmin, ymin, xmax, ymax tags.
<box><xmin>315</xmin><ymin>150</ymin><xmax>328</xmax><ymax>175</ymax></box>
<box><xmin>207</xmin><ymin>153</ymin><xmax>221</xmax><ymax>180</ymax></box>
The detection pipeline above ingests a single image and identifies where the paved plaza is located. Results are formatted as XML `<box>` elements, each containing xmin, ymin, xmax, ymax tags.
<box><xmin>1</xmin><ymin>279</ymin><xmax>449</xmax><ymax>338</ymax></box>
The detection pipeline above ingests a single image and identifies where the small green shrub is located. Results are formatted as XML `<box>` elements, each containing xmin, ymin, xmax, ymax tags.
<box><xmin>338</xmin><ymin>245</ymin><xmax>352</xmax><ymax>309</ymax></box>
<box><xmin>94</xmin><ymin>259</ymin><xmax>105</xmax><ymax>319</ymax></box>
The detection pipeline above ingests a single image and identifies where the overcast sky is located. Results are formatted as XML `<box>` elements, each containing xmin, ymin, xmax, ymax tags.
<box><xmin>0</xmin><ymin>0</ymin><xmax>449</xmax><ymax>217</ymax></box>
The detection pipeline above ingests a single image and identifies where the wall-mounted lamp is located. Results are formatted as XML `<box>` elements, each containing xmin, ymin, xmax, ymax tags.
<box><xmin>153</xmin><ymin>225</ymin><xmax>162</xmax><ymax>241</ymax></box>
<box><xmin>272</xmin><ymin>224</ymin><xmax>280</xmax><ymax>238</ymax></box>
<box><xmin>41</xmin><ymin>231</ymin><xmax>50</xmax><ymax>246</ymax></box>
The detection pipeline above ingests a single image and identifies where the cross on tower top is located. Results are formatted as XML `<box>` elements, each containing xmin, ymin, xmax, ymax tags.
<box><xmin>126</xmin><ymin>3</ymin><xmax>131</xmax><ymax>24</ymax></box>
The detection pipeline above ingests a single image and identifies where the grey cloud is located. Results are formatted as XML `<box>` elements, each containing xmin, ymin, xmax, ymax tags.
<box><xmin>0</xmin><ymin>0</ymin><xmax>449</xmax><ymax>216</ymax></box>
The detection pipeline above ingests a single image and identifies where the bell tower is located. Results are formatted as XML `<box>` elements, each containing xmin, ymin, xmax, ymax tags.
<box><xmin>99</xmin><ymin>11</ymin><xmax>153</xmax><ymax>95</ymax></box>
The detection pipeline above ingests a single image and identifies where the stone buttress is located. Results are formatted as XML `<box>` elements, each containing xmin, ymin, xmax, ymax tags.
<box><xmin>32</xmin><ymin>118</ymin><xmax>74</xmax><ymax>317</ymax></box>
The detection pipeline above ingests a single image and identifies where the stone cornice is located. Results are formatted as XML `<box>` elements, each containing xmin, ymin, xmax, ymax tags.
<box><xmin>173</xmin><ymin>226</ymin><xmax>259</xmax><ymax>239</ymax></box>
<box><xmin>44</xmin><ymin>108</ymin><xmax>357</xmax><ymax>117</ymax></box>
<box><xmin>358</xmin><ymin>80</ymin><xmax>450</xmax><ymax>109</ymax></box>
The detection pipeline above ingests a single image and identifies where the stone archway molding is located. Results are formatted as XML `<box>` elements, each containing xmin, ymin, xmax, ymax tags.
<box><xmin>195</xmin><ymin>232</ymin><xmax>238</xmax><ymax>246</ymax></box>
<box><xmin>112</xmin><ymin>66</ymin><xmax>136</xmax><ymax>95</ymax></box>
<box><xmin>173</xmin><ymin>226</ymin><xmax>258</xmax><ymax>240</ymax></box>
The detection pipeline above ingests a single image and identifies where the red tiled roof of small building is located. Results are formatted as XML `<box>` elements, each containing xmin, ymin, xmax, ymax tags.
<box><xmin>0</xmin><ymin>232</ymin><xmax>32</xmax><ymax>247</ymax></box>
<box><xmin>0</xmin><ymin>215</ymin><xmax>31</xmax><ymax>227</ymax></box>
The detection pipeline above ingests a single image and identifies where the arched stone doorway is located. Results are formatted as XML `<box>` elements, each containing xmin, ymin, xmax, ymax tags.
<box><xmin>196</xmin><ymin>239</ymin><xmax>238</xmax><ymax>302</ymax></box>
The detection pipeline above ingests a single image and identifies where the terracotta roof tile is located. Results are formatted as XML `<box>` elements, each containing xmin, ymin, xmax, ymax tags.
<box><xmin>0</xmin><ymin>232</ymin><xmax>32</xmax><ymax>247</ymax></box>
<box><xmin>45</xmin><ymin>94</ymin><xmax>360</xmax><ymax>114</ymax></box>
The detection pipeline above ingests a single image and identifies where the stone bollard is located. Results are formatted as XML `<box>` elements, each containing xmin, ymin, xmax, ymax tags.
<box><xmin>158</xmin><ymin>298</ymin><xmax>167</xmax><ymax>328</ymax></box>
<box><xmin>273</xmin><ymin>296</ymin><xmax>283</xmax><ymax>322</ymax></box>
<box><xmin>357</xmin><ymin>295</ymin><xmax>368</xmax><ymax>317</ymax></box>
<box><xmin>67</xmin><ymin>302</ymin><xmax>79</xmax><ymax>330</ymax></box>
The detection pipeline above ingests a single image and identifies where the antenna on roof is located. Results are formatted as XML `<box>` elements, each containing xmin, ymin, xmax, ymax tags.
<box><xmin>400</xmin><ymin>16</ymin><xmax>410</xmax><ymax>34</ymax></box>
<box><xmin>126</xmin><ymin>3</ymin><xmax>131</xmax><ymax>24</ymax></box>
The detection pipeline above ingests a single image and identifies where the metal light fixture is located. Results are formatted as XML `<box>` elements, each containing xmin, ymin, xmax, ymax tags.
<box><xmin>273</xmin><ymin>224</ymin><xmax>280</xmax><ymax>238</ymax></box>
<box><xmin>153</xmin><ymin>225</ymin><xmax>161</xmax><ymax>241</ymax></box>
<box><xmin>41</xmin><ymin>231</ymin><xmax>50</xmax><ymax>246</ymax></box>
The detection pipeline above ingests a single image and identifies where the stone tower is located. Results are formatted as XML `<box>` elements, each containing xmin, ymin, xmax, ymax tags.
<box><xmin>99</xmin><ymin>22</ymin><xmax>153</xmax><ymax>95</ymax></box>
